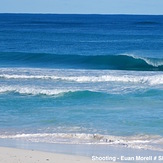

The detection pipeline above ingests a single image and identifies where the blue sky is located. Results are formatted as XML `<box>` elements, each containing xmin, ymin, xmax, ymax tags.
<box><xmin>0</xmin><ymin>0</ymin><xmax>163</xmax><ymax>15</ymax></box>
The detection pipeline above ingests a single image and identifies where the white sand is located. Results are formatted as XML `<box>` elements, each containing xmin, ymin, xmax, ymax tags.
<box><xmin>0</xmin><ymin>147</ymin><xmax>113</xmax><ymax>163</ymax></box>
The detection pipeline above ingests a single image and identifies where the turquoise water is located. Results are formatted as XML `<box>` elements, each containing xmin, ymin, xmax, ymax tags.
<box><xmin>0</xmin><ymin>14</ymin><xmax>163</xmax><ymax>151</ymax></box>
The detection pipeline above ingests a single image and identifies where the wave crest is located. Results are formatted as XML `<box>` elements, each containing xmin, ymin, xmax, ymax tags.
<box><xmin>124</xmin><ymin>54</ymin><xmax>163</xmax><ymax>67</ymax></box>
<box><xmin>0</xmin><ymin>52</ymin><xmax>163</xmax><ymax>71</ymax></box>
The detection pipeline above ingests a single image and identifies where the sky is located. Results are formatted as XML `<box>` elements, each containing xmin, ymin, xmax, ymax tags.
<box><xmin>0</xmin><ymin>0</ymin><xmax>163</xmax><ymax>15</ymax></box>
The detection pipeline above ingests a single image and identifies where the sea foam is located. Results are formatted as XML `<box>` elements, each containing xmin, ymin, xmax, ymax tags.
<box><xmin>0</xmin><ymin>133</ymin><xmax>162</xmax><ymax>151</ymax></box>
<box><xmin>1</xmin><ymin>72</ymin><xmax>163</xmax><ymax>85</ymax></box>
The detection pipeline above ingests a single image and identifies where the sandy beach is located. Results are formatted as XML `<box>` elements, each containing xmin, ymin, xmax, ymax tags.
<box><xmin>0</xmin><ymin>147</ymin><xmax>109</xmax><ymax>163</ymax></box>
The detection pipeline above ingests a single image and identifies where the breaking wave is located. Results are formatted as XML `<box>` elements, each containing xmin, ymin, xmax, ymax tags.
<box><xmin>0</xmin><ymin>86</ymin><xmax>74</xmax><ymax>96</ymax></box>
<box><xmin>0</xmin><ymin>52</ymin><xmax>163</xmax><ymax>71</ymax></box>
<box><xmin>1</xmin><ymin>73</ymin><xmax>163</xmax><ymax>85</ymax></box>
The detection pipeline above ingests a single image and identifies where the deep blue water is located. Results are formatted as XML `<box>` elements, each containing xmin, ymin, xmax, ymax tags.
<box><xmin>0</xmin><ymin>14</ymin><xmax>163</xmax><ymax>151</ymax></box>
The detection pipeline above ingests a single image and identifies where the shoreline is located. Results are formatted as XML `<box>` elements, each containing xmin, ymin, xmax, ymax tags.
<box><xmin>0</xmin><ymin>145</ymin><xmax>162</xmax><ymax>163</ymax></box>
<box><xmin>0</xmin><ymin>138</ymin><xmax>163</xmax><ymax>163</ymax></box>
<box><xmin>0</xmin><ymin>147</ymin><xmax>106</xmax><ymax>163</ymax></box>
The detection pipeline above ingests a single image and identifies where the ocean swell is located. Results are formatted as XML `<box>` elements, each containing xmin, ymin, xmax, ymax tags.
<box><xmin>0</xmin><ymin>52</ymin><xmax>163</xmax><ymax>71</ymax></box>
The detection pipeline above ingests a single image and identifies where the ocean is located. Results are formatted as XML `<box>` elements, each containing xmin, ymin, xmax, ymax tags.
<box><xmin>0</xmin><ymin>14</ymin><xmax>163</xmax><ymax>152</ymax></box>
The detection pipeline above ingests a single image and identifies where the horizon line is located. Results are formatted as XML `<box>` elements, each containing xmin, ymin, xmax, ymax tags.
<box><xmin>0</xmin><ymin>13</ymin><xmax>163</xmax><ymax>16</ymax></box>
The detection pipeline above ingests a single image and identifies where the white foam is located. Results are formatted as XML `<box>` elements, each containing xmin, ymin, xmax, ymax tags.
<box><xmin>0</xmin><ymin>86</ymin><xmax>74</xmax><ymax>96</ymax></box>
<box><xmin>124</xmin><ymin>53</ymin><xmax>163</xmax><ymax>67</ymax></box>
<box><xmin>1</xmin><ymin>74</ymin><xmax>163</xmax><ymax>85</ymax></box>
<box><xmin>0</xmin><ymin>133</ymin><xmax>162</xmax><ymax>151</ymax></box>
